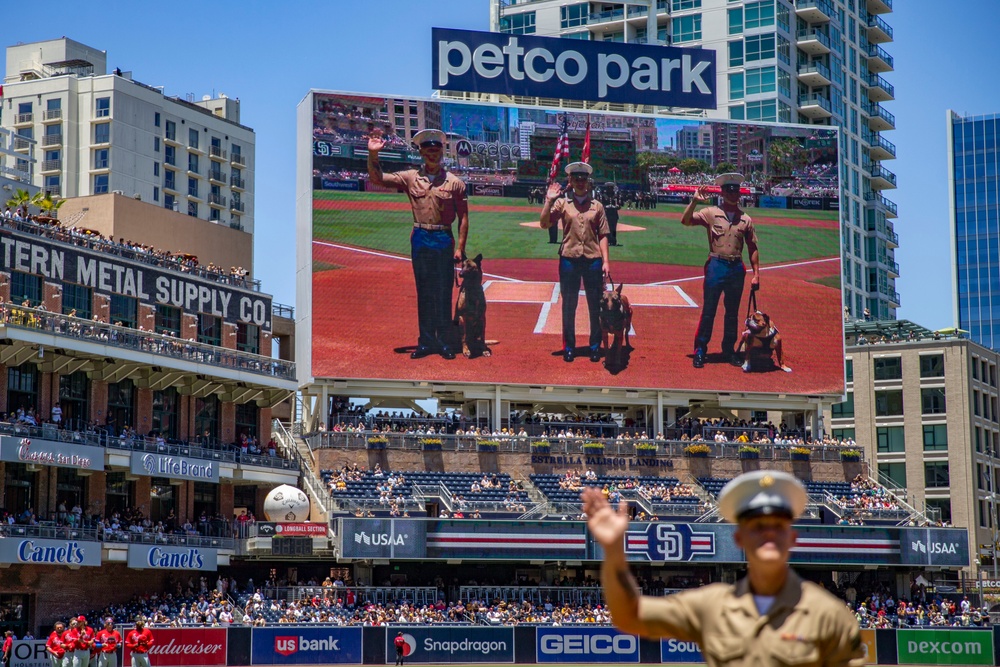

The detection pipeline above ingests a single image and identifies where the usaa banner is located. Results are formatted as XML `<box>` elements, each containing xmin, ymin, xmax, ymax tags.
<box><xmin>432</xmin><ymin>28</ymin><xmax>716</xmax><ymax>108</ymax></box>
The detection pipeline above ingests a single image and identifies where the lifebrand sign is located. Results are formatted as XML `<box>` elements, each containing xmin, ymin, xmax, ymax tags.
<box><xmin>130</xmin><ymin>451</ymin><xmax>218</xmax><ymax>483</ymax></box>
<box><xmin>0</xmin><ymin>436</ymin><xmax>104</xmax><ymax>471</ymax></box>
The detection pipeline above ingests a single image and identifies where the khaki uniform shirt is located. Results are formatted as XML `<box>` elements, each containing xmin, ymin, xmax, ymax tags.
<box><xmin>382</xmin><ymin>168</ymin><xmax>467</xmax><ymax>227</ymax></box>
<box><xmin>691</xmin><ymin>206</ymin><xmax>758</xmax><ymax>260</ymax></box>
<box><xmin>549</xmin><ymin>196</ymin><xmax>610</xmax><ymax>259</ymax></box>
<box><xmin>638</xmin><ymin>571</ymin><xmax>865</xmax><ymax>667</ymax></box>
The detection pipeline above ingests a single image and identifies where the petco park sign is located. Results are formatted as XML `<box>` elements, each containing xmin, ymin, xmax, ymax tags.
<box><xmin>131</xmin><ymin>452</ymin><xmax>218</xmax><ymax>482</ymax></box>
<box><xmin>433</xmin><ymin>28</ymin><xmax>716</xmax><ymax>108</ymax></box>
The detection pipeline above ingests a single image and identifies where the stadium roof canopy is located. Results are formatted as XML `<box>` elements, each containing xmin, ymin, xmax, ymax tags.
<box><xmin>844</xmin><ymin>318</ymin><xmax>949</xmax><ymax>344</ymax></box>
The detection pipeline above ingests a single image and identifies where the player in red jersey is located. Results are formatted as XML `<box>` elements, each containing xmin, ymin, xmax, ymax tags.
<box><xmin>124</xmin><ymin>619</ymin><xmax>153</xmax><ymax>667</ymax></box>
<box><xmin>95</xmin><ymin>619</ymin><xmax>121</xmax><ymax>667</ymax></box>
<box><xmin>74</xmin><ymin>616</ymin><xmax>95</xmax><ymax>667</ymax></box>
<box><xmin>2</xmin><ymin>630</ymin><xmax>13</xmax><ymax>667</ymax></box>
<box><xmin>46</xmin><ymin>621</ymin><xmax>67</xmax><ymax>667</ymax></box>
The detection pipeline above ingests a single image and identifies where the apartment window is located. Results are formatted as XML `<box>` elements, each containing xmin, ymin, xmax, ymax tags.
<box><xmin>93</xmin><ymin>174</ymin><xmax>109</xmax><ymax>194</ymax></box>
<box><xmin>674</xmin><ymin>14</ymin><xmax>702</xmax><ymax>43</ymax></box>
<box><xmin>499</xmin><ymin>11</ymin><xmax>536</xmax><ymax>34</ymax></box>
<box><xmin>745</xmin><ymin>67</ymin><xmax>776</xmax><ymax>96</ymax></box>
<box><xmin>189</xmin><ymin>128</ymin><xmax>199</xmax><ymax>150</ymax></box>
<box><xmin>745</xmin><ymin>34</ymin><xmax>775</xmax><ymax>63</ymax></box>
<box><xmin>164</xmin><ymin>194</ymin><xmax>176</xmax><ymax>212</ymax></box>
<box><xmin>155</xmin><ymin>305</ymin><xmax>181</xmax><ymax>336</ymax></box>
<box><xmin>975</xmin><ymin>390</ymin><xmax>981</xmax><ymax>416</ymax></box>
<box><xmin>919</xmin><ymin>354</ymin><xmax>944</xmax><ymax>378</ymax></box>
<box><xmin>166</xmin><ymin>120</ymin><xmax>176</xmax><ymax>141</ymax></box>
<box><xmin>874</xmin><ymin>390</ymin><xmax>903</xmax><ymax>416</ymax></box>
<box><xmin>744</xmin><ymin>0</ymin><xmax>775</xmax><ymax>29</ymax></box>
<box><xmin>164</xmin><ymin>145</ymin><xmax>176</xmax><ymax>167</ymax></box>
<box><xmin>94</xmin><ymin>148</ymin><xmax>109</xmax><ymax>169</ymax></box>
<box><xmin>152</xmin><ymin>387</ymin><xmax>179</xmax><ymax>440</ymax></box>
<box><xmin>921</xmin><ymin>388</ymin><xmax>946</xmax><ymax>415</ymax></box>
<box><xmin>729</xmin><ymin>105</ymin><xmax>744</xmax><ymax>120</ymax></box>
<box><xmin>47</xmin><ymin>99</ymin><xmax>60</xmax><ymax>111</ymax></box>
<box><xmin>95</xmin><ymin>97</ymin><xmax>110</xmax><ymax>118</ymax></box>
<box><xmin>187</xmin><ymin>201</ymin><xmax>198</xmax><ymax>218</ymax></box>
<box><xmin>198</xmin><ymin>314</ymin><xmax>221</xmax><ymax>346</ymax></box>
<box><xmin>188</xmin><ymin>153</ymin><xmax>199</xmax><ymax>174</ymax></box>
<box><xmin>832</xmin><ymin>428</ymin><xmax>855</xmax><ymax>441</ymax></box>
<box><xmin>924</xmin><ymin>462</ymin><xmax>950</xmax><ymax>488</ymax></box>
<box><xmin>231</xmin><ymin>143</ymin><xmax>242</xmax><ymax>160</ymax></box>
<box><xmin>878</xmin><ymin>462</ymin><xmax>906</xmax><ymax>490</ymax></box>
<box><xmin>153</xmin><ymin>186</ymin><xmax>159</xmax><ymax>202</ymax></box>
<box><xmin>110</xmin><ymin>294</ymin><xmax>137</xmax><ymax>328</ymax></box>
<box><xmin>831</xmin><ymin>392</ymin><xmax>854</xmax><ymax>418</ymax></box>
<box><xmin>728</xmin><ymin>73</ymin><xmax>745</xmax><ymax>101</ymax></box>
<box><xmin>845</xmin><ymin>359</ymin><xmax>853</xmax><ymax>382</ymax></box>
<box><xmin>672</xmin><ymin>0</ymin><xmax>700</xmax><ymax>8</ymax></box>
<box><xmin>164</xmin><ymin>170</ymin><xmax>176</xmax><ymax>191</ymax></box>
<box><xmin>237</xmin><ymin>323</ymin><xmax>260</xmax><ymax>354</ymax></box>
<box><xmin>154</xmin><ymin>137</ymin><xmax>160</xmax><ymax>153</ymax></box>
<box><xmin>923</xmin><ymin>424</ymin><xmax>948</xmax><ymax>451</ymax></box>
<box><xmin>154</xmin><ymin>112</ymin><xmax>161</xmax><ymax>128</ymax></box>
<box><xmin>873</xmin><ymin>356</ymin><xmax>902</xmax><ymax>380</ymax></box>
<box><xmin>94</xmin><ymin>123</ymin><xmax>110</xmax><ymax>144</ymax></box>
<box><xmin>235</xmin><ymin>402</ymin><xmax>259</xmax><ymax>440</ymax></box>
<box><xmin>62</xmin><ymin>283</ymin><xmax>92</xmax><ymax>319</ymax></box>
<box><xmin>728</xmin><ymin>8</ymin><xmax>742</xmax><ymax>35</ymax></box>
<box><xmin>560</xmin><ymin>3</ymin><xmax>589</xmax><ymax>28</ymax></box>
<box><xmin>188</xmin><ymin>177</ymin><xmax>198</xmax><ymax>198</ymax></box>
<box><xmin>210</xmin><ymin>207</ymin><xmax>220</xmax><ymax>222</ymax></box>
<box><xmin>11</xmin><ymin>272</ymin><xmax>41</xmax><ymax>306</ymax></box>
<box><xmin>728</xmin><ymin>40</ymin><xmax>744</xmax><ymax>67</ymax></box>
<box><xmin>153</xmin><ymin>162</ymin><xmax>160</xmax><ymax>177</ymax></box>
<box><xmin>875</xmin><ymin>426</ymin><xmax>904</xmax><ymax>453</ymax></box>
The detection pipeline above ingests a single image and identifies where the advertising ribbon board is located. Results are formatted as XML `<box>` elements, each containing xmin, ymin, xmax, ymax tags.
<box><xmin>659</xmin><ymin>638</ymin><xmax>704</xmax><ymax>663</ymax></box>
<box><xmin>252</xmin><ymin>627</ymin><xmax>362</xmax><ymax>665</ymax></box>
<box><xmin>10</xmin><ymin>641</ymin><xmax>49</xmax><ymax>667</ymax></box>
<box><xmin>536</xmin><ymin>628</ymin><xmax>640</xmax><ymax>663</ymax></box>
<box><xmin>895</xmin><ymin>629</ymin><xmax>993</xmax><ymax>666</ymax></box>
<box><xmin>0</xmin><ymin>436</ymin><xmax>104</xmax><ymax>471</ymax></box>
<box><xmin>0</xmin><ymin>537</ymin><xmax>101</xmax><ymax>567</ymax></box>
<box><xmin>127</xmin><ymin>544</ymin><xmax>219</xmax><ymax>571</ymax></box>
<box><xmin>130</xmin><ymin>451</ymin><xmax>219</xmax><ymax>483</ymax></box>
<box><xmin>122</xmin><ymin>628</ymin><xmax>227</xmax><ymax>667</ymax></box>
<box><xmin>385</xmin><ymin>627</ymin><xmax>513</xmax><ymax>664</ymax></box>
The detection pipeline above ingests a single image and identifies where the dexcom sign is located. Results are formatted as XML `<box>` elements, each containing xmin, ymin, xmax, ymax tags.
<box><xmin>432</xmin><ymin>28</ymin><xmax>715</xmax><ymax>109</ymax></box>
<box><xmin>536</xmin><ymin>628</ymin><xmax>639</xmax><ymax>663</ymax></box>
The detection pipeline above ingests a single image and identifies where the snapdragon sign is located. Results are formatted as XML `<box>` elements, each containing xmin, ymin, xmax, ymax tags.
<box><xmin>432</xmin><ymin>28</ymin><xmax>716</xmax><ymax>108</ymax></box>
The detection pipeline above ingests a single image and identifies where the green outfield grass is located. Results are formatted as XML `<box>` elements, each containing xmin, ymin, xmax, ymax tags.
<box><xmin>313</xmin><ymin>191</ymin><xmax>839</xmax><ymax>268</ymax></box>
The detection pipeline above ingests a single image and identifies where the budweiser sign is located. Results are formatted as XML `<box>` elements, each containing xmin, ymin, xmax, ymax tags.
<box><xmin>122</xmin><ymin>629</ymin><xmax>226</xmax><ymax>667</ymax></box>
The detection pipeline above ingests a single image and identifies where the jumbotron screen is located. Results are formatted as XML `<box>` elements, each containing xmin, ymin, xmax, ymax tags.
<box><xmin>300</xmin><ymin>91</ymin><xmax>844</xmax><ymax>396</ymax></box>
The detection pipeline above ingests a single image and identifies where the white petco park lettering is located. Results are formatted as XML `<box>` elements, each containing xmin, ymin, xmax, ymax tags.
<box><xmin>424</xmin><ymin>639</ymin><xmax>506</xmax><ymax>655</ymax></box>
<box><xmin>148</xmin><ymin>639</ymin><xmax>223</xmax><ymax>656</ymax></box>
<box><xmin>540</xmin><ymin>635</ymin><xmax>637</xmax><ymax>655</ymax></box>
<box><xmin>908</xmin><ymin>640</ymin><xmax>982</xmax><ymax>655</ymax></box>
<box><xmin>439</xmin><ymin>36</ymin><xmax>709</xmax><ymax>99</ymax></box>
<box><xmin>147</xmin><ymin>547</ymin><xmax>205</xmax><ymax>569</ymax></box>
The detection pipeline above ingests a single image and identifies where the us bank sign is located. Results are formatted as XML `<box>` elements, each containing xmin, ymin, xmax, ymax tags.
<box><xmin>130</xmin><ymin>452</ymin><xmax>219</xmax><ymax>483</ymax></box>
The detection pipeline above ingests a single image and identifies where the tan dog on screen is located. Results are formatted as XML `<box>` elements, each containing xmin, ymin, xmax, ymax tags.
<box><xmin>737</xmin><ymin>310</ymin><xmax>791</xmax><ymax>373</ymax></box>
<box><xmin>599</xmin><ymin>283</ymin><xmax>632</xmax><ymax>369</ymax></box>
<box><xmin>454</xmin><ymin>254</ymin><xmax>491</xmax><ymax>359</ymax></box>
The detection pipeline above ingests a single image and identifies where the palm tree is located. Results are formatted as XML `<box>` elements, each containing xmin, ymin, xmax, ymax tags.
<box><xmin>37</xmin><ymin>193</ymin><xmax>65</xmax><ymax>219</ymax></box>
<box><xmin>5</xmin><ymin>188</ymin><xmax>33</xmax><ymax>213</ymax></box>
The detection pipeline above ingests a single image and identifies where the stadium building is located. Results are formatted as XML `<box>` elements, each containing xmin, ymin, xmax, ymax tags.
<box><xmin>486</xmin><ymin>0</ymin><xmax>899</xmax><ymax>321</ymax></box>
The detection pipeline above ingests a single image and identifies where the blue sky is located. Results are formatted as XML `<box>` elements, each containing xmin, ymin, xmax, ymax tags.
<box><xmin>17</xmin><ymin>0</ymin><xmax>1000</xmax><ymax>330</ymax></box>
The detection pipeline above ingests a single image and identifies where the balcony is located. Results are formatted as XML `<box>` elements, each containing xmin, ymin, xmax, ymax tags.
<box><xmin>866</xmin><ymin>103</ymin><xmax>895</xmax><ymax>132</ymax></box>
<box><xmin>889</xmin><ymin>290</ymin><xmax>901</xmax><ymax>306</ymax></box>
<box><xmin>589</xmin><ymin>7</ymin><xmax>624</xmax><ymax>23</ymax></box>
<box><xmin>208</xmin><ymin>192</ymin><xmax>227</xmax><ymax>207</ymax></box>
<box><xmin>882</xmin><ymin>257</ymin><xmax>900</xmax><ymax>278</ymax></box>
<box><xmin>867</xmin><ymin>134</ymin><xmax>896</xmax><ymax>161</ymax></box>
<box><xmin>796</xmin><ymin>29</ymin><xmax>831</xmax><ymax>56</ymax></box>
<box><xmin>797</xmin><ymin>61</ymin><xmax>831</xmax><ymax>87</ymax></box>
<box><xmin>864</xmin><ymin>192</ymin><xmax>898</xmax><ymax>219</ymax></box>
<box><xmin>41</xmin><ymin>134</ymin><xmax>63</xmax><ymax>147</ymax></box>
<box><xmin>12</xmin><ymin>137</ymin><xmax>32</xmax><ymax>152</ymax></box>
<box><xmin>40</xmin><ymin>159</ymin><xmax>62</xmax><ymax>173</ymax></box>
<box><xmin>231</xmin><ymin>153</ymin><xmax>246</xmax><ymax>166</ymax></box>
<box><xmin>209</xmin><ymin>145</ymin><xmax>228</xmax><ymax>161</ymax></box>
<box><xmin>42</xmin><ymin>109</ymin><xmax>63</xmax><ymax>122</ymax></box>
<box><xmin>163</xmin><ymin>178</ymin><xmax>178</xmax><ymax>194</ymax></box>
<box><xmin>867</xmin><ymin>44</ymin><xmax>894</xmax><ymax>72</ymax></box>
<box><xmin>208</xmin><ymin>168</ymin><xmax>226</xmax><ymax>184</ymax></box>
<box><xmin>230</xmin><ymin>176</ymin><xmax>245</xmax><ymax>190</ymax></box>
<box><xmin>884</xmin><ymin>223</ymin><xmax>899</xmax><ymax>248</ymax></box>
<box><xmin>869</xmin><ymin>164</ymin><xmax>897</xmax><ymax>190</ymax></box>
<box><xmin>867</xmin><ymin>14</ymin><xmax>893</xmax><ymax>43</ymax></box>
<box><xmin>164</xmin><ymin>132</ymin><xmax>180</xmax><ymax>146</ymax></box>
<box><xmin>795</xmin><ymin>0</ymin><xmax>833</xmax><ymax>23</ymax></box>
<box><xmin>797</xmin><ymin>94</ymin><xmax>832</xmax><ymax>119</ymax></box>
<box><xmin>867</xmin><ymin>0</ymin><xmax>892</xmax><ymax>15</ymax></box>
<box><xmin>187</xmin><ymin>188</ymin><xmax>201</xmax><ymax>200</ymax></box>
<box><xmin>230</xmin><ymin>199</ymin><xmax>245</xmax><ymax>213</ymax></box>
<box><xmin>867</xmin><ymin>74</ymin><xmax>894</xmax><ymax>102</ymax></box>
<box><xmin>13</xmin><ymin>113</ymin><xmax>33</xmax><ymax>126</ymax></box>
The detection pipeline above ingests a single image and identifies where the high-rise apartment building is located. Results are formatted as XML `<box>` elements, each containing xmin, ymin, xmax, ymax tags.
<box><xmin>1</xmin><ymin>38</ymin><xmax>255</xmax><ymax>234</ymax></box>
<box><xmin>949</xmin><ymin>111</ymin><xmax>1000</xmax><ymax>350</ymax></box>
<box><xmin>488</xmin><ymin>0</ymin><xmax>898</xmax><ymax>319</ymax></box>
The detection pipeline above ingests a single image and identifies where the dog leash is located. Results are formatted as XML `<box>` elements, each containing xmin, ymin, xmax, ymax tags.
<box><xmin>745</xmin><ymin>284</ymin><xmax>759</xmax><ymax>320</ymax></box>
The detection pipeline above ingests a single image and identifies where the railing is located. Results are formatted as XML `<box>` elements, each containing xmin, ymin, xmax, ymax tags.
<box><xmin>44</xmin><ymin>184</ymin><xmax>61</xmax><ymax>197</ymax></box>
<box><xmin>209</xmin><ymin>145</ymin><xmax>228</xmax><ymax>160</ymax></box>
<box><xmin>312</xmin><ymin>431</ymin><xmax>865</xmax><ymax>463</ymax></box>
<box><xmin>12</xmin><ymin>137</ymin><xmax>32</xmax><ymax>150</ymax></box>
<box><xmin>207</xmin><ymin>168</ymin><xmax>225</xmax><ymax>182</ymax></box>
<box><xmin>15</xmin><ymin>113</ymin><xmax>33</xmax><ymax>124</ymax></box>
<box><xmin>231</xmin><ymin>153</ymin><xmax>246</xmax><ymax>166</ymax></box>
<box><xmin>864</xmin><ymin>191</ymin><xmax>898</xmax><ymax>216</ymax></box>
<box><xmin>208</xmin><ymin>192</ymin><xmax>226</xmax><ymax>206</ymax></box>
<box><xmin>868</xmin><ymin>133</ymin><xmax>896</xmax><ymax>157</ymax></box>
<box><xmin>0</xmin><ymin>522</ymin><xmax>100</xmax><ymax>541</ymax></box>
<box><xmin>867</xmin><ymin>74</ymin><xmax>895</xmax><ymax>98</ymax></box>
<box><xmin>867</xmin><ymin>14</ymin><xmax>893</xmax><ymax>39</ymax></box>
<box><xmin>796</xmin><ymin>29</ymin><xmax>831</xmax><ymax>49</ymax></box>
<box><xmin>230</xmin><ymin>176</ymin><xmax>245</xmax><ymax>189</ymax></box>
<box><xmin>795</xmin><ymin>0</ymin><xmax>834</xmax><ymax>19</ymax></box>
<box><xmin>461</xmin><ymin>585</ymin><xmax>607</xmax><ymax>606</ymax></box>
<box><xmin>99</xmin><ymin>529</ymin><xmax>235</xmax><ymax>549</ymax></box>
<box><xmin>41</xmin><ymin>159</ymin><xmax>62</xmax><ymax>172</ymax></box>
<box><xmin>798</xmin><ymin>94</ymin><xmax>832</xmax><ymax>112</ymax></box>
<box><xmin>230</xmin><ymin>199</ymin><xmax>245</xmax><ymax>213</ymax></box>
<box><xmin>261</xmin><ymin>586</ymin><xmax>442</xmax><ymax>606</ymax></box>
<box><xmin>867</xmin><ymin>43</ymin><xmax>894</xmax><ymax>68</ymax></box>
<box><xmin>43</xmin><ymin>109</ymin><xmax>63</xmax><ymax>121</ymax></box>
<box><xmin>0</xmin><ymin>215</ymin><xmax>263</xmax><ymax>291</ymax></box>
<box><xmin>797</xmin><ymin>62</ymin><xmax>831</xmax><ymax>81</ymax></box>
<box><xmin>41</xmin><ymin>134</ymin><xmax>63</xmax><ymax>147</ymax></box>
<box><xmin>273</xmin><ymin>419</ymin><xmax>334</xmax><ymax>516</ymax></box>
<box><xmin>273</xmin><ymin>302</ymin><xmax>294</xmax><ymax>319</ymax></box>
<box><xmin>590</xmin><ymin>8</ymin><xmax>624</xmax><ymax>22</ymax></box>
<box><xmin>870</xmin><ymin>164</ymin><xmax>897</xmax><ymax>186</ymax></box>
<box><xmin>0</xmin><ymin>304</ymin><xmax>296</xmax><ymax>380</ymax></box>
<box><xmin>187</xmin><ymin>186</ymin><xmax>200</xmax><ymax>199</ymax></box>
<box><xmin>866</xmin><ymin>103</ymin><xmax>896</xmax><ymax>127</ymax></box>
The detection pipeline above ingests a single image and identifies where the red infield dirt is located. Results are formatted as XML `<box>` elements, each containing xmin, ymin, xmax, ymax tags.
<box><xmin>311</xmin><ymin>241</ymin><xmax>844</xmax><ymax>395</ymax></box>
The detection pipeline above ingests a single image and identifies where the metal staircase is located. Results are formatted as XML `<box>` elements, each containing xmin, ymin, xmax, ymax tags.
<box><xmin>272</xmin><ymin>419</ymin><xmax>333</xmax><ymax>522</ymax></box>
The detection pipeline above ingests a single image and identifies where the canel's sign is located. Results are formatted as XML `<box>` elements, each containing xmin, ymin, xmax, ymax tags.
<box><xmin>432</xmin><ymin>28</ymin><xmax>716</xmax><ymax>108</ymax></box>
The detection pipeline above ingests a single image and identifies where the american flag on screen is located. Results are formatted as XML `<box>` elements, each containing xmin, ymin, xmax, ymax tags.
<box><xmin>547</xmin><ymin>115</ymin><xmax>570</xmax><ymax>183</ymax></box>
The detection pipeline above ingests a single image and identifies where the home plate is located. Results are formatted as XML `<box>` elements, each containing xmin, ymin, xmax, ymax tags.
<box><xmin>519</xmin><ymin>221</ymin><xmax>646</xmax><ymax>231</ymax></box>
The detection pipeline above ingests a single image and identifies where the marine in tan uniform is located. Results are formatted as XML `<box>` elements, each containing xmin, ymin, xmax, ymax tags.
<box><xmin>368</xmin><ymin>128</ymin><xmax>469</xmax><ymax>360</ymax></box>
<box><xmin>582</xmin><ymin>470</ymin><xmax>864</xmax><ymax>667</ymax></box>
<box><xmin>681</xmin><ymin>173</ymin><xmax>760</xmax><ymax>369</ymax></box>
<box><xmin>540</xmin><ymin>162</ymin><xmax>611</xmax><ymax>363</ymax></box>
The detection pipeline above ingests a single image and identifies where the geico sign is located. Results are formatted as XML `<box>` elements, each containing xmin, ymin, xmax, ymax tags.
<box><xmin>540</xmin><ymin>635</ymin><xmax>637</xmax><ymax>655</ymax></box>
<box><xmin>907</xmin><ymin>640</ymin><xmax>982</xmax><ymax>656</ymax></box>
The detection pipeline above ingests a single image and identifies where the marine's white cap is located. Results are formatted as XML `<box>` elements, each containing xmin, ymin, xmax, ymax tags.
<box><xmin>717</xmin><ymin>470</ymin><xmax>808</xmax><ymax>523</ymax></box>
<box><xmin>715</xmin><ymin>172</ymin><xmax>745</xmax><ymax>186</ymax></box>
<box><xmin>413</xmin><ymin>129</ymin><xmax>446</xmax><ymax>147</ymax></box>
<box><xmin>565</xmin><ymin>162</ymin><xmax>593</xmax><ymax>176</ymax></box>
